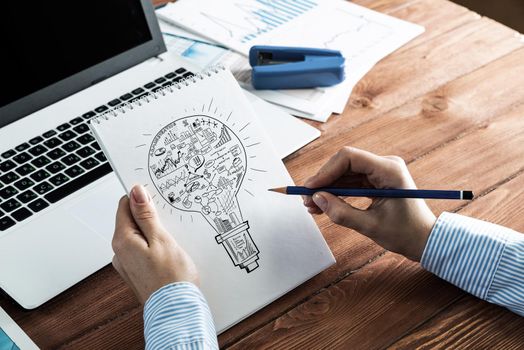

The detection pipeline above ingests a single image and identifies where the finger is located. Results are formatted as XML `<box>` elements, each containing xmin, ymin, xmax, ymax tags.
<box><xmin>113</xmin><ymin>196</ymin><xmax>147</xmax><ymax>253</ymax></box>
<box><xmin>312</xmin><ymin>191</ymin><xmax>375</xmax><ymax>233</ymax></box>
<box><xmin>305</xmin><ymin>147</ymin><xmax>386</xmax><ymax>188</ymax></box>
<box><xmin>129</xmin><ymin>184</ymin><xmax>168</xmax><ymax>243</ymax></box>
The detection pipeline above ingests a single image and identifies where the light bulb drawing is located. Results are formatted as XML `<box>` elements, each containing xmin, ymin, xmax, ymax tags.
<box><xmin>148</xmin><ymin>114</ymin><xmax>260</xmax><ymax>273</ymax></box>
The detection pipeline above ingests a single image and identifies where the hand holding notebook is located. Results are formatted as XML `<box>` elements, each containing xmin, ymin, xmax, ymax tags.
<box><xmin>89</xmin><ymin>67</ymin><xmax>334</xmax><ymax>332</ymax></box>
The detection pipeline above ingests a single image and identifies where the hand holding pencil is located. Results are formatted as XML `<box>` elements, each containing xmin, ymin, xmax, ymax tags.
<box><xmin>299</xmin><ymin>147</ymin><xmax>438</xmax><ymax>262</ymax></box>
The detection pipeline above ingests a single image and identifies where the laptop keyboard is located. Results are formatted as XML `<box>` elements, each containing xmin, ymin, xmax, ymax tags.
<box><xmin>0</xmin><ymin>67</ymin><xmax>194</xmax><ymax>231</ymax></box>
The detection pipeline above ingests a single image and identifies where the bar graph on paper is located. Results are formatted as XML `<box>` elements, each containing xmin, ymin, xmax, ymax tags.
<box><xmin>200</xmin><ymin>0</ymin><xmax>318</xmax><ymax>44</ymax></box>
<box><xmin>157</xmin><ymin>0</ymin><xmax>321</xmax><ymax>54</ymax></box>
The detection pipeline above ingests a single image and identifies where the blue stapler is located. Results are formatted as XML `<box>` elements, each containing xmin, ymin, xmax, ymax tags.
<box><xmin>249</xmin><ymin>45</ymin><xmax>345</xmax><ymax>90</ymax></box>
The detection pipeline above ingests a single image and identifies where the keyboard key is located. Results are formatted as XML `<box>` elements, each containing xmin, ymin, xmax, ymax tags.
<box><xmin>62</xmin><ymin>140</ymin><xmax>81</xmax><ymax>152</ymax></box>
<box><xmin>12</xmin><ymin>152</ymin><xmax>31</xmax><ymax>164</ymax></box>
<box><xmin>79</xmin><ymin>157</ymin><xmax>100</xmax><ymax>170</ymax></box>
<box><xmin>95</xmin><ymin>105</ymin><xmax>108</xmax><ymax>113</ymax></box>
<box><xmin>42</xmin><ymin>130</ymin><xmax>57</xmax><ymax>138</ymax></box>
<box><xmin>82</xmin><ymin>111</ymin><xmax>96</xmax><ymax>119</ymax></box>
<box><xmin>162</xmin><ymin>82</ymin><xmax>173</xmax><ymax>87</ymax></box>
<box><xmin>72</xmin><ymin>124</ymin><xmax>89</xmax><ymax>134</ymax></box>
<box><xmin>32</xmin><ymin>156</ymin><xmax>51</xmax><ymax>167</ymax></box>
<box><xmin>48</xmin><ymin>173</ymin><xmax>70</xmax><ymax>187</ymax></box>
<box><xmin>58</xmin><ymin>130</ymin><xmax>77</xmax><ymax>141</ymax></box>
<box><xmin>132</xmin><ymin>87</ymin><xmax>145</xmax><ymax>95</ymax></box>
<box><xmin>15</xmin><ymin>164</ymin><xmax>35</xmax><ymax>176</ymax></box>
<box><xmin>15</xmin><ymin>143</ymin><xmax>30</xmax><ymax>152</ymax></box>
<box><xmin>91</xmin><ymin>142</ymin><xmax>101</xmax><ymax>151</ymax></box>
<box><xmin>30</xmin><ymin>169</ymin><xmax>50</xmax><ymax>182</ymax></box>
<box><xmin>0</xmin><ymin>172</ymin><xmax>19</xmax><ymax>185</ymax></box>
<box><xmin>77</xmin><ymin>146</ymin><xmax>95</xmax><ymax>158</ymax></box>
<box><xmin>70</xmin><ymin>117</ymin><xmax>83</xmax><ymax>125</ymax></box>
<box><xmin>43</xmin><ymin>137</ymin><xmax>63</xmax><ymax>149</ymax></box>
<box><xmin>108</xmin><ymin>98</ymin><xmax>121</xmax><ymax>107</ymax></box>
<box><xmin>77</xmin><ymin>134</ymin><xmax>95</xmax><ymax>145</ymax></box>
<box><xmin>0</xmin><ymin>160</ymin><xmax>16</xmax><ymax>172</ymax></box>
<box><xmin>94</xmin><ymin>152</ymin><xmax>107</xmax><ymax>162</ymax></box>
<box><xmin>144</xmin><ymin>82</ymin><xmax>156</xmax><ymax>89</ymax></box>
<box><xmin>165</xmin><ymin>72</ymin><xmax>176</xmax><ymax>79</ymax></box>
<box><xmin>1</xmin><ymin>198</ymin><xmax>21</xmax><ymax>212</ymax></box>
<box><xmin>46</xmin><ymin>162</ymin><xmax>65</xmax><ymax>174</ymax></box>
<box><xmin>12</xmin><ymin>207</ymin><xmax>32</xmax><ymax>222</ymax></box>
<box><xmin>28</xmin><ymin>144</ymin><xmax>47</xmax><ymax>156</ymax></box>
<box><xmin>0</xmin><ymin>216</ymin><xmax>16</xmax><ymax>231</ymax></box>
<box><xmin>44</xmin><ymin>163</ymin><xmax>111</xmax><ymax>203</ymax></box>
<box><xmin>183</xmin><ymin>72</ymin><xmax>195</xmax><ymax>78</ymax></box>
<box><xmin>65</xmin><ymin>165</ymin><xmax>85</xmax><ymax>178</ymax></box>
<box><xmin>13</xmin><ymin>178</ymin><xmax>34</xmax><ymax>191</ymax></box>
<box><xmin>17</xmin><ymin>190</ymin><xmax>37</xmax><ymax>203</ymax></box>
<box><xmin>175</xmin><ymin>67</ymin><xmax>187</xmax><ymax>74</ymax></box>
<box><xmin>154</xmin><ymin>77</ymin><xmax>166</xmax><ymax>84</ymax></box>
<box><xmin>173</xmin><ymin>76</ymin><xmax>184</xmax><ymax>83</ymax></box>
<box><xmin>33</xmin><ymin>181</ymin><xmax>54</xmax><ymax>195</ymax></box>
<box><xmin>120</xmin><ymin>93</ymin><xmax>133</xmax><ymax>101</ymax></box>
<box><xmin>152</xmin><ymin>87</ymin><xmax>163</xmax><ymax>93</ymax></box>
<box><xmin>61</xmin><ymin>154</ymin><xmax>80</xmax><ymax>166</ymax></box>
<box><xmin>47</xmin><ymin>148</ymin><xmax>66</xmax><ymax>160</ymax></box>
<box><xmin>0</xmin><ymin>186</ymin><xmax>18</xmax><ymax>199</ymax></box>
<box><xmin>57</xmin><ymin>122</ymin><xmax>71</xmax><ymax>131</ymax></box>
<box><xmin>28</xmin><ymin>198</ymin><xmax>49</xmax><ymax>213</ymax></box>
<box><xmin>29</xmin><ymin>136</ymin><xmax>44</xmax><ymax>145</ymax></box>
<box><xmin>1</xmin><ymin>149</ymin><xmax>16</xmax><ymax>159</ymax></box>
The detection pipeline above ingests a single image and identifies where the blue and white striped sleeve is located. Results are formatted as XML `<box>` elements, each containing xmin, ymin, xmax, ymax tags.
<box><xmin>143</xmin><ymin>282</ymin><xmax>218</xmax><ymax>350</ymax></box>
<box><xmin>421</xmin><ymin>212</ymin><xmax>524</xmax><ymax>316</ymax></box>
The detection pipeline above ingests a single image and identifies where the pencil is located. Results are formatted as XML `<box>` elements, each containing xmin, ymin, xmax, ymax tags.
<box><xmin>268</xmin><ymin>186</ymin><xmax>474</xmax><ymax>200</ymax></box>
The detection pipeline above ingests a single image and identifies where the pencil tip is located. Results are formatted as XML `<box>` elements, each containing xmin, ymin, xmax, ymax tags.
<box><xmin>268</xmin><ymin>187</ymin><xmax>286</xmax><ymax>194</ymax></box>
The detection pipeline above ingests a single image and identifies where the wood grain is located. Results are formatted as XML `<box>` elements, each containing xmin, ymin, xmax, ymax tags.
<box><xmin>388</xmin><ymin>296</ymin><xmax>524</xmax><ymax>350</ymax></box>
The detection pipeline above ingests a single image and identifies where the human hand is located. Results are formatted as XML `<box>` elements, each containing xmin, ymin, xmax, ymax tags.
<box><xmin>303</xmin><ymin>147</ymin><xmax>436</xmax><ymax>262</ymax></box>
<box><xmin>112</xmin><ymin>184</ymin><xmax>199</xmax><ymax>304</ymax></box>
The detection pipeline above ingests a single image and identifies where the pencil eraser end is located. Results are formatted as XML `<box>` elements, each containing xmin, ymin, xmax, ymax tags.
<box><xmin>463</xmin><ymin>191</ymin><xmax>474</xmax><ymax>200</ymax></box>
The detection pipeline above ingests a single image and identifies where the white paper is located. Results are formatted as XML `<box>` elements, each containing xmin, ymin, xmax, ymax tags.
<box><xmin>90</xmin><ymin>69</ymin><xmax>335</xmax><ymax>333</ymax></box>
<box><xmin>157</xmin><ymin>0</ymin><xmax>424</xmax><ymax>120</ymax></box>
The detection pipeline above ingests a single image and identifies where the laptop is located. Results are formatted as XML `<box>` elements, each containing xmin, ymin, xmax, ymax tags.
<box><xmin>0</xmin><ymin>0</ymin><xmax>199</xmax><ymax>308</ymax></box>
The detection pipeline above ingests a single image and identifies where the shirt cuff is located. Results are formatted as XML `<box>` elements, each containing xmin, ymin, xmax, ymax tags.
<box><xmin>144</xmin><ymin>282</ymin><xmax>218</xmax><ymax>350</ymax></box>
<box><xmin>421</xmin><ymin>212</ymin><xmax>508</xmax><ymax>300</ymax></box>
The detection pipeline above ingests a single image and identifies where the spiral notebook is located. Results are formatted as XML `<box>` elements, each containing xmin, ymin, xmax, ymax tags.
<box><xmin>89</xmin><ymin>67</ymin><xmax>335</xmax><ymax>333</ymax></box>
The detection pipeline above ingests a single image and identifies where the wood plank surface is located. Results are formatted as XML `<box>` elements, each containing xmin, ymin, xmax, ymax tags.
<box><xmin>2</xmin><ymin>0</ymin><xmax>524</xmax><ymax>349</ymax></box>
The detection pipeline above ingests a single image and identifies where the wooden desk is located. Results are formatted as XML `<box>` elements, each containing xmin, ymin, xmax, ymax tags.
<box><xmin>2</xmin><ymin>0</ymin><xmax>524</xmax><ymax>348</ymax></box>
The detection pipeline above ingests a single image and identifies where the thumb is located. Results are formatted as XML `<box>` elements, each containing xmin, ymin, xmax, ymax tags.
<box><xmin>312</xmin><ymin>192</ymin><xmax>374</xmax><ymax>233</ymax></box>
<box><xmin>129</xmin><ymin>185</ymin><xmax>165</xmax><ymax>242</ymax></box>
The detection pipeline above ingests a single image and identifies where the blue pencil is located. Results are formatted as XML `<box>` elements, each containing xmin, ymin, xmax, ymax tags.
<box><xmin>269</xmin><ymin>186</ymin><xmax>474</xmax><ymax>200</ymax></box>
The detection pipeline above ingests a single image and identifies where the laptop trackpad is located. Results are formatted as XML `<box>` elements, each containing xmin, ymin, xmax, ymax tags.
<box><xmin>67</xmin><ymin>176</ymin><xmax>124</xmax><ymax>241</ymax></box>
<box><xmin>66</xmin><ymin>176</ymin><xmax>125</xmax><ymax>242</ymax></box>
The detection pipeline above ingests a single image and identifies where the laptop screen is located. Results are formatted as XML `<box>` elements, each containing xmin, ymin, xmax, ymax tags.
<box><xmin>0</xmin><ymin>0</ymin><xmax>165</xmax><ymax>127</ymax></box>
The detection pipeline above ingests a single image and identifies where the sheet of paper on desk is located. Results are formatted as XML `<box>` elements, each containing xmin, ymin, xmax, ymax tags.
<box><xmin>157</xmin><ymin>0</ymin><xmax>424</xmax><ymax>119</ymax></box>
<box><xmin>159</xmin><ymin>19</ymin><xmax>329</xmax><ymax>121</ymax></box>
<box><xmin>159</xmin><ymin>27</ymin><xmax>321</xmax><ymax>158</ymax></box>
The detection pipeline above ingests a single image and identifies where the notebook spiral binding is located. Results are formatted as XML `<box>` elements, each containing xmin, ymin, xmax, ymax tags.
<box><xmin>92</xmin><ymin>65</ymin><xmax>227</xmax><ymax>124</ymax></box>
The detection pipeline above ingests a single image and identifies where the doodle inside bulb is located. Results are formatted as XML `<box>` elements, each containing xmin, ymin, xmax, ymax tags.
<box><xmin>148</xmin><ymin>115</ymin><xmax>260</xmax><ymax>273</ymax></box>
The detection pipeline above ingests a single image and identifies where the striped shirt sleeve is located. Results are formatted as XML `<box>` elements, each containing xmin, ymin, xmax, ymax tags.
<box><xmin>421</xmin><ymin>212</ymin><xmax>524</xmax><ymax>316</ymax></box>
<box><xmin>144</xmin><ymin>282</ymin><xmax>218</xmax><ymax>350</ymax></box>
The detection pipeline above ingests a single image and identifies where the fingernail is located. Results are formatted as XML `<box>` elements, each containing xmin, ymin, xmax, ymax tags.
<box><xmin>132</xmin><ymin>185</ymin><xmax>149</xmax><ymax>204</ymax></box>
<box><xmin>312</xmin><ymin>193</ymin><xmax>327</xmax><ymax>211</ymax></box>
